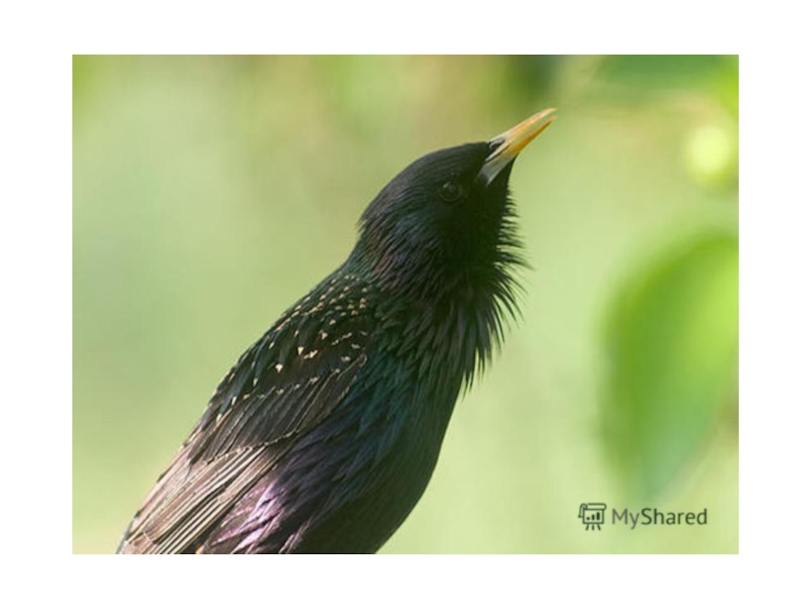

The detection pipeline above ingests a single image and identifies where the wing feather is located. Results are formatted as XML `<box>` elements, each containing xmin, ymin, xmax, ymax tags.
<box><xmin>118</xmin><ymin>305</ymin><xmax>372</xmax><ymax>554</ymax></box>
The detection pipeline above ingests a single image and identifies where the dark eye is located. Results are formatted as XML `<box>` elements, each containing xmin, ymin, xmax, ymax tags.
<box><xmin>439</xmin><ymin>181</ymin><xmax>461</xmax><ymax>202</ymax></box>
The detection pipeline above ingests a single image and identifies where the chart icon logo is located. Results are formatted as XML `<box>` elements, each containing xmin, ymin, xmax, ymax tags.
<box><xmin>578</xmin><ymin>502</ymin><xmax>607</xmax><ymax>531</ymax></box>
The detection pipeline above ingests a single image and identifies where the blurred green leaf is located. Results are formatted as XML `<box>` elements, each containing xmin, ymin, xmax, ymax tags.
<box><xmin>602</xmin><ymin>55</ymin><xmax>728</xmax><ymax>85</ymax></box>
<box><xmin>598</xmin><ymin>55</ymin><xmax>739</xmax><ymax>115</ymax></box>
<box><xmin>603</xmin><ymin>231</ymin><xmax>738</xmax><ymax>499</ymax></box>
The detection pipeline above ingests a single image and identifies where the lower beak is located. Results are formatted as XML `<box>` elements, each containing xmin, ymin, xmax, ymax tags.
<box><xmin>479</xmin><ymin>108</ymin><xmax>557</xmax><ymax>184</ymax></box>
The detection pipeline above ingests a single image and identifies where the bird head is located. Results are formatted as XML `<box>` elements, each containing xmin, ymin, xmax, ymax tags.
<box><xmin>353</xmin><ymin>108</ymin><xmax>556</xmax><ymax>304</ymax></box>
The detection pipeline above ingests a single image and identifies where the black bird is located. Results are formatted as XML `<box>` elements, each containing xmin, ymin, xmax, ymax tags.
<box><xmin>118</xmin><ymin>109</ymin><xmax>556</xmax><ymax>554</ymax></box>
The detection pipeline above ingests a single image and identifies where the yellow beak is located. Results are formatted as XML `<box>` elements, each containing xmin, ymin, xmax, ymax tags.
<box><xmin>480</xmin><ymin>108</ymin><xmax>557</xmax><ymax>184</ymax></box>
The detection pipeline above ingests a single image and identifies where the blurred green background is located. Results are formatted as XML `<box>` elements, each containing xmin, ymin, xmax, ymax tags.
<box><xmin>73</xmin><ymin>55</ymin><xmax>738</xmax><ymax>553</ymax></box>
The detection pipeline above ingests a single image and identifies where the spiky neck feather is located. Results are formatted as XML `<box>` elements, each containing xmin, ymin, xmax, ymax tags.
<box><xmin>349</xmin><ymin>197</ymin><xmax>524</xmax><ymax>390</ymax></box>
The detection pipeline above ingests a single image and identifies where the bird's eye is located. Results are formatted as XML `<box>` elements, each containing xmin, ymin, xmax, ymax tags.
<box><xmin>439</xmin><ymin>181</ymin><xmax>461</xmax><ymax>202</ymax></box>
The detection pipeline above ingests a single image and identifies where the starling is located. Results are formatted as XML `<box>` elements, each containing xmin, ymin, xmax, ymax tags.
<box><xmin>118</xmin><ymin>108</ymin><xmax>557</xmax><ymax>554</ymax></box>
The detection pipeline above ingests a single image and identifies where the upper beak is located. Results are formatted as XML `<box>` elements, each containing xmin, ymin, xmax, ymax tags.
<box><xmin>479</xmin><ymin>108</ymin><xmax>557</xmax><ymax>184</ymax></box>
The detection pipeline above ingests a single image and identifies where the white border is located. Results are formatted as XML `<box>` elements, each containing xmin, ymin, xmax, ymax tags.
<box><xmin>1</xmin><ymin>0</ymin><xmax>797</xmax><ymax>597</ymax></box>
